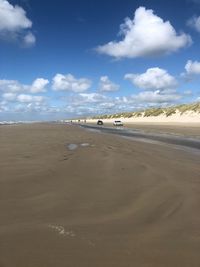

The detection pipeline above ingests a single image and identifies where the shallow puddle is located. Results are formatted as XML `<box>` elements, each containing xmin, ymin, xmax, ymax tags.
<box><xmin>67</xmin><ymin>144</ymin><xmax>78</xmax><ymax>150</ymax></box>
<box><xmin>80</xmin><ymin>143</ymin><xmax>90</xmax><ymax>147</ymax></box>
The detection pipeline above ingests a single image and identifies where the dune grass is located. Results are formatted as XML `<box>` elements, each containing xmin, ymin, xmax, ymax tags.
<box><xmin>143</xmin><ymin>108</ymin><xmax>164</xmax><ymax>117</ymax></box>
<box><xmin>89</xmin><ymin>102</ymin><xmax>200</xmax><ymax>119</ymax></box>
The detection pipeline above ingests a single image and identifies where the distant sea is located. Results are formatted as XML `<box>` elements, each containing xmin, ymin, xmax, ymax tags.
<box><xmin>0</xmin><ymin>120</ymin><xmax>64</xmax><ymax>125</ymax></box>
<box><xmin>0</xmin><ymin>121</ymin><xmax>19</xmax><ymax>125</ymax></box>
<box><xmin>0</xmin><ymin>121</ymin><xmax>38</xmax><ymax>125</ymax></box>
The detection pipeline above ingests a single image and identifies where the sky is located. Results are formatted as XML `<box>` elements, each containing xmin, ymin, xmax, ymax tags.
<box><xmin>1</xmin><ymin>0</ymin><xmax>200</xmax><ymax>121</ymax></box>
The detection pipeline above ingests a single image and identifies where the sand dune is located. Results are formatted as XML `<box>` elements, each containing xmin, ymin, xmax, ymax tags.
<box><xmin>0</xmin><ymin>123</ymin><xmax>200</xmax><ymax>267</ymax></box>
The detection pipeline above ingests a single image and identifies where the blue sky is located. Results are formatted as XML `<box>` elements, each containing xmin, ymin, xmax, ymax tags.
<box><xmin>1</xmin><ymin>0</ymin><xmax>200</xmax><ymax>121</ymax></box>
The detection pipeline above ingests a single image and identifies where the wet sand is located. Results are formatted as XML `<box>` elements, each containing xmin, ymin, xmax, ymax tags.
<box><xmin>0</xmin><ymin>123</ymin><xmax>200</xmax><ymax>267</ymax></box>
<box><xmin>88</xmin><ymin>121</ymin><xmax>200</xmax><ymax>138</ymax></box>
<box><xmin>123</xmin><ymin>122</ymin><xmax>200</xmax><ymax>138</ymax></box>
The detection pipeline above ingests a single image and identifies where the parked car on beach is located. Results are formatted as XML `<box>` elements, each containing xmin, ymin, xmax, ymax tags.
<box><xmin>113</xmin><ymin>120</ymin><xmax>123</xmax><ymax>126</ymax></box>
<box><xmin>97</xmin><ymin>120</ymin><xmax>103</xmax><ymax>125</ymax></box>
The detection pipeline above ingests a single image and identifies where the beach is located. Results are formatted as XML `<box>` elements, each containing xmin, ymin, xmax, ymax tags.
<box><xmin>86</xmin><ymin>120</ymin><xmax>200</xmax><ymax>139</ymax></box>
<box><xmin>0</xmin><ymin>123</ymin><xmax>200</xmax><ymax>267</ymax></box>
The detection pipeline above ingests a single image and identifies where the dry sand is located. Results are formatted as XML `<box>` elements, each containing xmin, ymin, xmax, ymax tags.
<box><xmin>0</xmin><ymin>123</ymin><xmax>200</xmax><ymax>267</ymax></box>
<box><xmin>86</xmin><ymin>110</ymin><xmax>200</xmax><ymax>124</ymax></box>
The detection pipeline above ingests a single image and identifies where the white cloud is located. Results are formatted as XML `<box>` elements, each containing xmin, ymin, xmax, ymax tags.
<box><xmin>185</xmin><ymin>60</ymin><xmax>200</xmax><ymax>75</ymax></box>
<box><xmin>0</xmin><ymin>73</ymin><xmax>185</xmax><ymax>118</ymax></box>
<box><xmin>23</xmin><ymin>32</ymin><xmax>36</xmax><ymax>46</ymax></box>
<box><xmin>131</xmin><ymin>90</ymin><xmax>181</xmax><ymax>103</ymax></box>
<box><xmin>0</xmin><ymin>78</ymin><xmax>49</xmax><ymax>94</ymax></box>
<box><xmin>182</xmin><ymin>60</ymin><xmax>200</xmax><ymax>80</ymax></box>
<box><xmin>187</xmin><ymin>16</ymin><xmax>200</xmax><ymax>32</ymax></box>
<box><xmin>68</xmin><ymin>93</ymin><xmax>108</xmax><ymax>109</ymax></box>
<box><xmin>96</xmin><ymin>6</ymin><xmax>191</xmax><ymax>59</ymax></box>
<box><xmin>52</xmin><ymin>73</ymin><xmax>92</xmax><ymax>92</ymax></box>
<box><xmin>125</xmin><ymin>67</ymin><xmax>177</xmax><ymax>91</ymax></box>
<box><xmin>99</xmin><ymin>76</ymin><xmax>119</xmax><ymax>92</ymax></box>
<box><xmin>0</xmin><ymin>100</ymin><xmax>8</xmax><ymax>112</ymax></box>
<box><xmin>99</xmin><ymin>102</ymin><xmax>115</xmax><ymax>108</ymax></box>
<box><xmin>57</xmin><ymin>67</ymin><xmax>184</xmax><ymax>116</ymax></box>
<box><xmin>12</xmin><ymin>102</ymin><xmax>49</xmax><ymax>113</ymax></box>
<box><xmin>17</xmin><ymin>94</ymin><xmax>45</xmax><ymax>103</ymax></box>
<box><xmin>0</xmin><ymin>0</ymin><xmax>31</xmax><ymax>31</ymax></box>
<box><xmin>64</xmin><ymin>87</ymin><xmax>182</xmax><ymax>117</ymax></box>
<box><xmin>30</xmin><ymin>78</ymin><xmax>49</xmax><ymax>93</ymax></box>
<box><xmin>114</xmin><ymin>90</ymin><xmax>181</xmax><ymax>106</ymax></box>
<box><xmin>124</xmin><ymin>67</ymin><xmax>181</xmax><ymax>106</ymax></box>
<box><xmin>0</xmin><ymin>79</ymin><xmax>26</xmax><ymax>92</ymax></box>
<box><xmin>2</xmin><ymin>92</ymin><xmax>16</xmax><ymax>101</ymax></box>
<box><xmin>77</xmin><ymin>93</ymin><xmax>107</xmax><ymax>103</ymax></box>
<box><xmin>0</xmin><ymin>0</ymin><xmax>36</xmax><ymax>44</ymax></box>
<box><xmin>0</xmin><ymin>79</ymin><xmax>49</xmax><ymax>114</ymax></box>
<box><xmin>64</xmin><ymin>93</ymin><xmax>114</xmax><ymax>115</ymax></box>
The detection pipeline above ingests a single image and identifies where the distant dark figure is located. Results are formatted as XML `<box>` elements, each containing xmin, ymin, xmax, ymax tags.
<box><xmin>97</xmin><ymin>120</ymin><xmax>103</xmax><ymax>125</ymax></box>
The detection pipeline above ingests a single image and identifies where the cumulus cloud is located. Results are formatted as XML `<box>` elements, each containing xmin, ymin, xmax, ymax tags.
<box><xmin>0</xmin><ymin>73</ymin><xmax>185</xmax><ymax>118</ymax></box>
<box><xmin>96</xmin><ymin>7</ymin><xmax>191</xmax><ymax>59</ymax></box>
<box><xmin>12</xmin><ymin>102</ymin><xmax>50</xmax><ymax>113</ymax></box>
<box><xmin>0</xmin><ymin>0</ymin><xmax>36</xmax><ymax>45</ymax></box>
<box><xmin>0</xmin><ymin>100</ymin><xmax>8</xmax><ymax>112</ymax></box>
<box><xmin>64</xmin><ymin>93</ymin><xmax>115</xmax><ymax>115</ymax></box>
<box><xmin>98</xmin><ymin>76</ymin><xmax>119</xmax><ymax>92</ymax></box>
<box><xmin>30</xmin><ymin>78</ymin><xmax>49</xmax><ymax>93</ymax></box>
<box><xmin>0</xmin><ymin>77</ymin><xmax>50</xmax><ymax>115</ymax></box>
<box><xmin>73</xmin><ymin>93</ymin><xmax>107</xmax><ymax>104</ymax></box>
<box><xmin>52</xmin><ymin>73</ymin><xmax>92</xmax><ymax>92</ymax></box>
<box><xmin>0</xmin><ymin>78</ymin><xmax>49</xmax><ymax>93</ymax></box>
<box><xmin>0</xmin><ymin>0</ymin><xmax>32</xmax><ymax>31</ymax></box>
<box><xmin>125</xmin><ymin>67</ymin><xmax>177</xmax><ymax>91</ymax></box>
<box><xmin>2</xmin><ymin>92</ymin><xmax>16</xmax><ymax>101</ymax></box>
<box><xmin>187</xmin><ymin>16</ymin><xmax>200</xmax><ymax>32</ymax></box>
<box><xmin>181</xmin><ymin>60</ymin><xmax>200</xmax><ymax>80</ymax></box>
<box><xmin>63</xmin><ymin>86</ymin><xmax>182</xmax><ymax>117</ymax></box>
<box><xmin>56</xmin><ymin>68</ymin><xmax>183</xmax><ymax>116</ymax></box>
<box><xmin>23</xmin><ymin>32</ymin><xmax>36</xmax><ymax>46</ymax></box>
<box><xmin>17</xmin><ymin>94</ymin><xmax>45</xmax><ymax>103</ymax></box>
<box><xmin>0</xmin><ymin>79</ymin><xmax>24</xmax><ymax>92</ymax></box>
<box><xmin>185</xmin><ymin>60</ymin><xmax>200</xmax><ymax>75</ymax></box>
<box><xmin>114</xmin><ymin>90</ymin><xmax>181</xmax><ymax>106</ymax></box>
<box><xmin>123</xmin><ymin>67</ymin><xmax>181</xmax><ymax>106</ymax></box>
<box><xmin>131</xmin><ymin>90</ymin><xmax>181</xmax><ymax>103</ymax></box>
<box><xmin>0</xmin><ymin>89</ymin><xmax>47</xmax><ymax>115</ymax></box>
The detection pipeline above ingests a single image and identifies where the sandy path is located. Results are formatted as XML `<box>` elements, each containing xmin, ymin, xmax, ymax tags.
<box><xmin>0</xmin><ymin>123</ymin><xmax>200</xmax><ymax>267</ymax></box>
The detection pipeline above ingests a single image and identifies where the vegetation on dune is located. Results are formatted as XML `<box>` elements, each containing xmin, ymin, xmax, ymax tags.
<box><xmin>176</xmin><ymin>103</ymin><xmax>200</xmax><ymax>114</ymax></box>
<box><xmin>134</xmin><ymin>112</ymin><xmax>142</xmax><ymax>117</ymax></box>
<box><xmin>144</xmin><ymin>108</ymin><xmax>164</xmax><ymax>117</ymax></box>
<box><xmin>165</xmin><ymin>107</ymin><xmax>176</xmax><ymax>117</ymax></box>
<box><xmin>89</xmin><ymin>102</ymin><xmax>200</xmax><ymax>119</ymax></box>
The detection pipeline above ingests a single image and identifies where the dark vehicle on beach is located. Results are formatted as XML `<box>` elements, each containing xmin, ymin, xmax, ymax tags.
<box><xmin>97</xmin><ymin>120</ymin><xmax>103</xmax><ymax>125</ymax></box>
